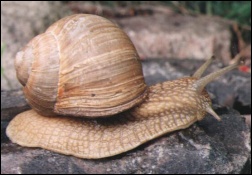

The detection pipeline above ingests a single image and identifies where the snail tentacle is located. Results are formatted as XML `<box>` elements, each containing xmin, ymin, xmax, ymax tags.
<box><xmin>193</xmin><ymin>56</ymin><xmax>215</xmax><ymax>78</ymax></box>
<box><xmin>194</xmin><ymin>57</ymin><xmax>243</xmax><ymax>93</ymax></box>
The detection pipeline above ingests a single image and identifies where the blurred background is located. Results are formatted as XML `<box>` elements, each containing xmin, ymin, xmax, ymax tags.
<box><xmin>1</xmin><ymin>1</ymin><xmax>251</xmax><ymax>90</ymax></box>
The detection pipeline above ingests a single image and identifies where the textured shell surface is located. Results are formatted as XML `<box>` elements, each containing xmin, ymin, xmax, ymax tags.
<box><xmin>15</xmin><ymin>14</ymin><xmax>147</xmax><ymax>117</ymax></box>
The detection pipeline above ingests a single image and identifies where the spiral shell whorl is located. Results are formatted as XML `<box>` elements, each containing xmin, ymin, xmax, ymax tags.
<box><xmin>15</xmin><ymin>45</ymin><xmax>33</xmax><ymax>86</ymax></box>
<box><xmin>14</xmin><ymin>31</ymin><xmax>61</xmax><ymax>116</ymax></box>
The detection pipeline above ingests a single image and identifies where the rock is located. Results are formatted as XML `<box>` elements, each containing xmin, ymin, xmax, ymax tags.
<box><xmin>1</xmin><ymin>108</ymin><xmax>250</xmax><ymax>174</ymax></box>
<box><xmin>1</xmin><ymin>1</ymin><xmax>71</xmax><ymax>90</ymax></box>
<box><xmin>1</xmin><ymin>59</ymin><xmax>250</xmax><ymax>174</ymax></box>
<box><xmin>116</xmin><ymin>13</ymin><xmax>231</xmax><ymax>62</ymax></box>
<box><xmin>1</xmin><ymin>90</ymin><xmax>30</xmax><ymax>121</ymax></box>
<box><xmin>1</xmin><ymin>90</ymin><xmax>30</xmax><ymax>143</ymax></box>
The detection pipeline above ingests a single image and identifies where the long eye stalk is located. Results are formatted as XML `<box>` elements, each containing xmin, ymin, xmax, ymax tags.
<box><xmin>193</xmin><ymin>56</ymin><xmax>244</xmax><ymax>93</ymax></box>
<box><xmin>192</xmin><ymin>56</ymin><xmax>244</xmax><ymax>121</ymax></box>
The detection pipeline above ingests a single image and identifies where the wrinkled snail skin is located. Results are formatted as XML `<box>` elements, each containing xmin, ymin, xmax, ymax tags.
<box><xmin>6</xmin><ymin>77</ymin><xmax>210</xmax><ymax>159</ymax></box>
<box><xmin>6</xmin><ymin>14</ymin><xmax>243</xmax><ymax>159</ymax></box>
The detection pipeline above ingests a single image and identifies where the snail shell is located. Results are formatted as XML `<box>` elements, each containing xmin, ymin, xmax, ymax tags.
<box><xmin>15</xmin><ymin>14</ymin><xmax>147</xmax><ymax>117</ymax></box>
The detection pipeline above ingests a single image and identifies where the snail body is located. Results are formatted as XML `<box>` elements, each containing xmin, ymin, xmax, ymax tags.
<box><xmin>7</xmin><ymin>14</ymin><xmax>242</xmax><ymax>159</ymax></box>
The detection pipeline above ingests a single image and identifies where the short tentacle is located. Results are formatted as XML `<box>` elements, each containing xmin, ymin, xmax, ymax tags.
<box><xmin>193</xmin><ymin>57</ymin><xmax>244</xmax><ymax>120</ymax></box>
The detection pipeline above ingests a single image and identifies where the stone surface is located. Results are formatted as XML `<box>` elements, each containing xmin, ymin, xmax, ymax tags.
<box><xmin>1</xmin><ymin>90</ymin><xmax>30</xmax><ymax>121</ymax></box>
<box><xmin>1</xmin><ymin>1</ymin><xmax>71</xmax><ymax>90</ymax></box>
<box><xmin>1</xmin><ymin>109</ymin><xmax>250</xmax><ymax>174</ymax></box>
<box><xmin>1</xmin><ymin>90</ymin><xmax>30</xmax><ymax>142</ymax></box>
<box><xmin>117</xmin><ymin>13</ymin><xmax>231</xmax><ymax>62</ymax></box>
<box><xmin>1</xmin><ymin>59</ymin><xmax>251</xmax><ymax>174</ymax></box>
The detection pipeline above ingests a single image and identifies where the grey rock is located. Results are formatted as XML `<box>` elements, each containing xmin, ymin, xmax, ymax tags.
<box><xmin>1</xmin><ymin>109</ymin><xmax>250</xmax><ymax>174</ymax></box>
<box><xmin>1</xmin><ymin>90</ymin><xmax>30</xmax><ymax>121</ymax></box>
<box><xmin>117</xmin><ymin>13</ymin><xmax>232</xmax><ymax>62</ymax></box>
<box><xmin>1</xmin><ymin>1</ymin><xmax>71</xmax><ymax>90</ymax></box>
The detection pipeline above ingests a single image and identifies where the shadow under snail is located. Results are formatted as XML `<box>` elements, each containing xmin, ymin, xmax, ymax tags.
<box><xmin>6</xmin><ymin>14</ymin><xmax>243</xmax><ymax>159</ymax></box>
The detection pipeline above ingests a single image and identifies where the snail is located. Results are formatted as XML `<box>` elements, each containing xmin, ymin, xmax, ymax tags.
<box><xmin>6</xmin><ymin>14</ymin><xmax>243</xmax><ymax>159</ymax></box>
